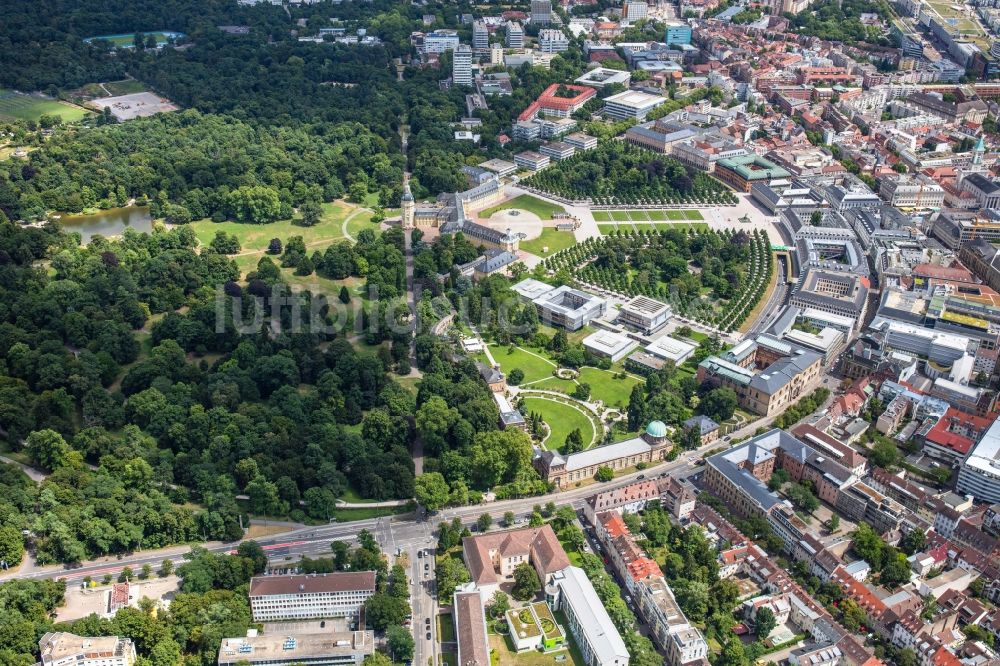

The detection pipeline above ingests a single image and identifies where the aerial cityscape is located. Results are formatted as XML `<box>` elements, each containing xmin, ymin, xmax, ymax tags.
<box><xmin>5</xmin><ymin>0</ymin><xmax>1000</xmax><ymax>665</ymax></box>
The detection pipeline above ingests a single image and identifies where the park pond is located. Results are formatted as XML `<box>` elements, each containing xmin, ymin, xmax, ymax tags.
<box><xmin>57</xmin><ymin>206</ymin><xmax>154</xmax><ymax>243</ymax></box>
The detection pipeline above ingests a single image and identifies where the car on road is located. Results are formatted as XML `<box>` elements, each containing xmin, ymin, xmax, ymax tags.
<box><xmin>417</xmin><ymin>550</ymin><xmax>423</xmax><ymax>558</ymax></box>
<box><xmin>426</xmin><ymin>618</ymin><xmax>431</xmax><ymax>626</ymax></box>
<box><xmin>424</xmin><ymin>563</ymin><xmax>429</xmax><ymax>571</ymax></box>
<box><xmin>426</xmin><ymin>632</ymin><xmax>432</xmax><ymax>641</ymax></box>
<box><xmin>636</xmin><ymin>474</ymin><xmax>645</xmax><ymax>480</ymax></box>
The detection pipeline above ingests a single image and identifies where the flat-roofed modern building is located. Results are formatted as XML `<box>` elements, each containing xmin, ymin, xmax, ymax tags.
<box><xmin>513</xmin><ymin>150</ymin><xmax>550</xmax><ymax>171</ymax></box>
<box><xmin>512</xmin><ymin>277</ymin><xmax>556</xmax><ymax>301</ymax></box>
<box><xmin>583</xmin><ymin>330</ymin><xmax>638</xmax><ymax>362</ymax></box>
<box><xmin>217</xmin><ymin>632</ymin><xmax>374</xmax><ymax>666</ymax></box>
<box><xmin>547</xmin><ymin>567</ymin><xmax>630</xmax><ymax>666</ymax></box>
<box><xmin>479</xmin><ymin>158</ymin><xmax>518</xmax><ymax>177</ymax></box>
<box><xmin>788</xmin><ymin>269</ymin><xmax>870</xmax><ymax>330</ymax></box>
<box><xmin>575</xmin><ymin>67</ymin><xmax>632</xmax><ymax>89</ymax></box>
<box><xmin>40</xmin><ymin>634</ymin><xmax>136</xmax><ymax>666</ymax></box>
<box><xmin>538</xmin><ymin>28</ymin><xmax>569</xmax><ymax>53</ymax></box>
<box><xmin>533</xmin><ymin>285</ymin><xmax>606</xmax><ymax>330</ymax></box>
<box><xmin>539</xmin><ymin>141</ymin><xmax>576</xmax><ymax>161</ymax></box>
<box><xmin>248</xmin><ymin>573</ymin><xmax>376</xmax><ymax>622</ymax></box>
<box><xmin>564</xmin><ymin>132</ymin><xmax>598</xmax><ymax>151</ymax></box>
<box><xmin>958</xmin><ymin>416</ymin><xmax>1000</xmax><ymax>503</ymax></box>
<box><xmin>618</xmin><ymin>295</ymin><xmax>672</xmax><ymax>333</ymax></box>
<box><xmin>624</xmin><ymin>119</ymin><xmax>696</xmax><ymax>154</ymax></box>
<box><xmin>603</xmin><ymin>90</ymin><xmax>666</xmax><ymax>121</ymax></box>
<box><xmin>644</xmin><ymin>335</ymin><xmax>696</xmax><ymax>364</ymax></box>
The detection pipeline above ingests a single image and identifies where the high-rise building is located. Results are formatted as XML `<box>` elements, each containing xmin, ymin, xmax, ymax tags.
<box><xmin>664</xmin><ymin>22</ymin><xmax>692</xmax><ymax>45</ymax></box>
<box><xmin>453</xmin><ymin>44</ymin><xmax>474</xmax><ymax>87</ymax></box>
<box><xmin>505</xmin><ymin>21</ymin><xmax>524</xmax><ymax>48</ymax></box>
<box><xmin>472</xmin><ymin>20</ymin><xmax>489</xmax><ymax>50</ymax></box>
<box><xmin>538</xmin><ymin>29</ymin><xmax>569</xmax><ymax>53</ymax></box>
<box><xmin>530</xmin><ymin>0</ymin><xmax>552</xmax><ymax>25</ymax></box>
<box><xmin>623</xmin><ymin>0</ymin><xmax>649</xmax><ymax>23</ymax></box>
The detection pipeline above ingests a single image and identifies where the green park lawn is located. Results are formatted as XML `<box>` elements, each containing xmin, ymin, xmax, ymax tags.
<box><xmin>646</xmin><ymin>210</ymin><xmax>667</xmax><ymax>220</ymax></box>
<box><xmin>519</xmin><ymin>396</ymin><xmax>596</xmax><ymax>452</ymax></box>
<box><xmin>189</xmin><ymin>200</ymin><xmax>355</xmax><ymax>250</ymax></box>
<box><xmin>480</xmin><ymin>194</ymin><xmax>566</xmax><ymax>220</ymax></box>
<box><xmin>0</xmin><ymin>90</ymin><xmax>91</xmax><ymax>123</ymax></box>
<box><xmin>520</xmin><ymin>228</ymin><xmax>577</xmax><ymax>257</ymax></box>
<box><xmin>610</xmin><ymin>210</ymin><xmax>631</xmax><ymax>222</ymax></box>
<box><xmin>577</xmin><ymin>367</ymin><xmax>640</xmax><ymax>408</ymax></box>
<box><xmin>686</xmin><ymin>210</ymin><xmax>704</xmax><ymax>220</ymax></box>
<box><xmin>491</xmin><ymin>344</ymin><xmax>557</xmax><ymax>384</ymax></box>
<box><xmin>598</xmin><ymin>224</ymin><xmax>617</xmax><ymax>235</ymax></box>
<box><xmin>593</xmin><ymin>211</ymin><xmax>613</xmax><ymax>222</ymax></box>
<box><xmin>531</xmin><ymin>376</ymin><xmax>579</xmax><ymax>394</ymax></box>
<box><xmin>665</xmin><ymin>210</ymin><xmax>685</xmax><ymax>220</ymax></box>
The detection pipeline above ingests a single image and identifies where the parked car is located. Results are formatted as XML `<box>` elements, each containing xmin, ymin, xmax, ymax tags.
<box><xmin>426</xmin><ymin>632</ymin><xmax>432</xmax><ymax>641</ymax></box>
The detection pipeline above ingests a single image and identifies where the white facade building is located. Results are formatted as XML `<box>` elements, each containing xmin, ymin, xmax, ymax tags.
<box><xmin>248</xmin><ymin>573</ymin><xmax>376</xmax><ymax>622</ymax></box>
<box><xmin>40</xmin><ymin>634</ymin><xmax>136</xmax><ymax>666</ymax></box>
<box><xmin>538</xmin><ymin>29</ymin><xmax>569</xmax><ymax>53</ymax></box>
<box><xmin>452</xmin><ymin>44</ymin><xmax>473</xmax><ymax>86</ymax></box>
<box><xmin>603</xmin><ymin>90</ymin><xmax>666</xmax><ymax>120</ymax></box>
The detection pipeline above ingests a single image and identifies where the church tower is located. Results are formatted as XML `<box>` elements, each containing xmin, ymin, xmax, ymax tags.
<box><xmin>973</xmin><ymin>135</ymin><xmax>985</xmax><ymax>166</ymax></box>
<box><xmin>401</xmin><ymin>179</ymin><xmax>414</xmax><ymax>230</ymax></box>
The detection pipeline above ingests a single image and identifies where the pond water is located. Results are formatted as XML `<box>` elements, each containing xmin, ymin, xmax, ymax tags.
<box><xmin>57</xmin><ymin>206</ymin><xmax>154</xmax><ymax>244</ymax></box>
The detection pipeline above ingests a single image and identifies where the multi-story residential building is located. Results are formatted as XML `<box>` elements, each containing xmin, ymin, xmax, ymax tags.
<box><xmin>530</xmin><ymin>0</ymin><xmax>552</xmax><ymax>24</ymax></box>
<box><xmin>505</xmin><ymin>21</ymin><xmax>524</xmax><ymax>48</ymax></box>
<box><xmin>878</xmin><ymin>175</ymin><xmax>945</xmax><ymax>209</ymax></box>
<box><xmin>40</xmin><ymin>634</ymin><xmax>136</xmax><ymax>666</ymax></box>
<box><xmin>538</xmin><ymin>29</ymin><xmax>569</xmax><ymax>53</ymax></box>
<box><xmin>714</xmin><ymin>155</ymin><xmax>792</xmax><ymax>192</ymax></box>
<box><xmin>217</xmin><ymin>632</ymin><xmax>375</xmax><ymax>666</ymax></box>
<box><xmin>452</xmin><ymin>44</ymin><xmax>473</xmax><ymax>87</ymax></box>
<box><xmin>422</xmin><ymin>29</ymin><xmax>460</xmax><ymax>53</ymax></box>
<box><xmin>472</xmin><ymin>20</ymin><xmax>489</xmax><ymax>50</ymax></box>
<box><xmin>248</xmin><ymin>573</ymin><xmax>376</xmax><ymax>622</ymax></box>
<box><xmin>697</xmin><ymin>336</ymin><xmax>823</xmax><ymax>417</ymax></box>
<box><xmin>603</xmin><ymin>90</ymin><xmax>666</xmax><ymax>121</ymax></box>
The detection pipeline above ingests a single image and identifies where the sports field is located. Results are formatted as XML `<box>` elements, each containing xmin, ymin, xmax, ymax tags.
<box><xmin>593</xmin><ymin>209</ymin><xmax>704</xmax><ymax>222</ymax></box>
<box><xmin>0</xmin><ymin>90</ymin><xmax>91</xmax><ymax>123</ymax></box>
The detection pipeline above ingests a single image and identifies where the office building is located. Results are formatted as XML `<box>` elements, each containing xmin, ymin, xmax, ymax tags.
<box><xmin>539</xmin><ymin>140</ymin><xmax>576</xmax><ymax>161</ymax></box>
<box><xmin>422</xmin><ymin>29</ymin><xmax>460</xmax><ymax>53</ymax></box>
<box><xmin>603</xmin><ymin>90</ymin><xmax>666</xmax><ymax>121</ymax></box>
<box><xmin>714</xmin><ymin>154</ymin><xmax>792</xmax><ymax>192</ymax></box>
<box><xmin>932</xmin><ymin>209</ymin><xmax>1000</xmax><ymax>250</ymax></box>
<box><xmin>788</xmin><ymin>269</ymin><xmax>870</xmax><ymax>329</ymax></box>
<box><xmin>958</xmin><ymin>416</ymin><xmax>1000</xmax><ymax>503</ymax></box>
<box><xmin>564</xmin><ymin>132</ymin><xmax>598</xmax><ymax>151</ymax></box>
<box><xmin>624</xmin><ymin>119</ymin><xmax>696</xmax><ymax>154</ymax></box>
<box><xmin>524</xmin><ymin>283</ymin><xmax>606</xmax><ymax>330</ymax></box>
<box><xmin>582</xmin><ymin>330</ymin><xmax>638</xmax><ymax>362</ymax></box>
<box><xmin>644</xmin><ymin>335</ymin><xmax>696</xmax><ymax>364</ymax></box>
<box><xmin>575</xmin><ymin>68</ymin><xmax>632</xmax><ymax>89</ymax></box>
<box><xmin>664</xmin><ymin>22</ymin><xmax>692</xmax><ymax>45</ymax></box>
<box><xmin>248</xmin><ymin>573</ymin><xmax>376</xmax><ymax>622</ymax></box>
<box><xmin>505</xmin><ymin>21</ymin><xmax>524</xmax><ymax>48</ymax></box>
<box><xmin>40</xmin><ymin>634</ymin><xmax>136</xmax><ymax>666</ymax></box>
<box><xmin>882</xmin><ymin>321</ymin><xmax>969</xmax><ymax>367</ymax></box>
<box><xmin>878</xmin><ymin>175</ymin><xmax>945</xmax><ymax>209</ymax></box>
<box><xmin>452</xmin><ymin>44</ymin><xmax>473</xmax><ymax>87</ymax></box>
<box><xmin>618</xmin><ymin>295</ymin><xmax>672</xmax><ymax>333</ymax></box>
<box><xmin>697</xmin><ymin>336</ymin><xmax>823</xmax><ymax>417</ymax></box>
<box><xmin>472</xmin><ymin>20</ymin><xmax>489</xmax><ymax>50</ymax></box>
<box><xmin>531</xmin><ymin>0</ymin><xmax>552</xmax><ymax>24</ymax></box>
<box><xmin>547</xmin><ymin>567</ymin><xmax>630</xmax><ymax>666</ymax></box>
<box><xmin>518</xmin><ymin>84</ymin><xmax>597</xmax><ymax>121</ymax></box>
<box><xmin>217</xmin><ymin>632</ymin><xmax>374</xmax><ymax>666</ymax></box>
<box><xmin>513</xmin><ymin>150</ymin><xmax>551</xmax><ymax>172</ymax></box>
<box><xmin>538</xmin><ymin>29</ymin><xmax>569</xmax><ymax>53</ymax></box>
<box><xmin>623</xmin><ymin>0</ymin><xmax>649</xmax><ymax>23</ymax></box>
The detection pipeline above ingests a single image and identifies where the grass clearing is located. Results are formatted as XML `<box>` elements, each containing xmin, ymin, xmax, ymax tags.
<box><xmin>480</xmin><ymin>194</ymin><xmax>566</xmax><ymax>220</ymax></box>
<box><xmin>491</xmin><ymin>344</ymin><xmax>557</xmax><ymax>384</ymax></box>
<box><xmin>521</xmin><ymin>228</ymin><xmax>577</xmax><ymax>257</ymax></box>
<box><xmin>577</xmin><ymin>367</ymin><xmax>640</xmax><ymax>408</ymax></box>
<box><xmin>520</xmin><ymin>396</ymin><xmax>595</xmax><ymax>452</ymax></box>
<box><xmin>0</xmin><ymin>89</ymin><xmax>91</xmax><ymax>123</ymax></box>
<box><xmin>104</xmin><ymin>79</ymin><xmax>148</xmax><ymax>96</ymax></box>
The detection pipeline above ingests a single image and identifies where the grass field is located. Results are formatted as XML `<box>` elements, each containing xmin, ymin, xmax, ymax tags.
<box><xmin>104</xmin><ymin>79</ymin><xmax>148</xmax><ymax>96</ymax></box>
<box><xmin>480</xmin><ymin>194</ymin><xmax>566</xmax><ymax>220</ymax></box>
<box><xmin>520</xmin><ymin>396</ymin><xmax>596</xmax><ymax>452</ymax></box>
<box><xmin>0</xmin><ymin>90</ymin><xmax>91</xmax><ymax>123</ymax></box>
<box><xmin>491</xmin><ymin>344</ymin><xmax>557</xmax><ymax>384</ymax></box>
<box><xmin>520</xmin><ymin>228</ymin><xmax>577</xmax><ymax>257</ymax></box>
<box><xmin>85</xmin><ymin>31</ymin><xmax>185</xmax><ymax>48</ymax></box>
<box><xmin>577</xmin><ymin>367</ymin><xmax>640</xmax><ymax>408</ymax></box>
<box><xmin>595</xmin><ymin>209</ymin><xmax>703</xmax><ymax>222</ymax></box>
<box><xmin>188</xmin><ymin>201</ymin><xmax>355</xmax><ymax>256</ymax></box>
<box><xmin>599</xmin><ymin>221</ymin><xmax>709</xmax><ymax>234</ymax></box>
